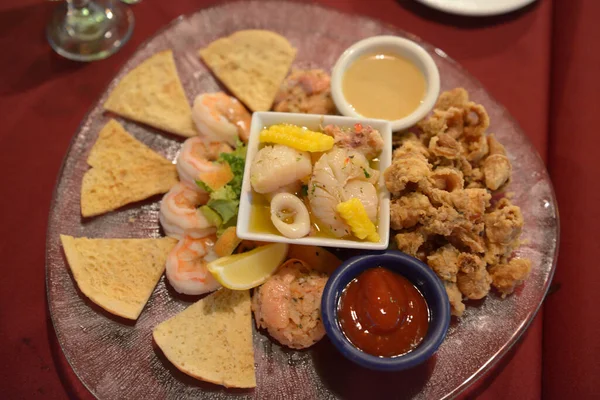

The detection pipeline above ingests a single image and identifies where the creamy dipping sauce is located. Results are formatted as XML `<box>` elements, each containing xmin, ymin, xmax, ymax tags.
<box><xmin>342</xmin><ymin>53</ymin><xmax>426</xmax><ymax>120</ymax></box>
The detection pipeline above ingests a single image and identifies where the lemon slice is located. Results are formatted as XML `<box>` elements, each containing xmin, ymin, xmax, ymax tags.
<box><xmin>207</xmin><ymin>243</ymin><xmax>289</xmax><ymax>290</ymax></box>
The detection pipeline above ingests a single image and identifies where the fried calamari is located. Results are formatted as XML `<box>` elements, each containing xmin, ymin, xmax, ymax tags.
<box><xmin>386</xmin><ymin>88</ymin><xmax>531</xmax><ymax>316</ymax></box>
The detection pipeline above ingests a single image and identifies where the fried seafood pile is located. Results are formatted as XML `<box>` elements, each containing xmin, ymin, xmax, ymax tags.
<box><xmin>384</xmin><ymin>88</ymin><xmax>531</xmax><ymax>316</ymax></box>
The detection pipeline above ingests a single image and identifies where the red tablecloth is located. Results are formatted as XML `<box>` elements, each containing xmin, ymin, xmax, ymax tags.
<box><xmin>0</xmin><ymin>0</ymin><xmax>596</xmax><ymax>398</ymax></box>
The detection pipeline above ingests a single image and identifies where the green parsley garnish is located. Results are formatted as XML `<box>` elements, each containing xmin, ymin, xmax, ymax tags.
<box><xmin>195</xmin><ymin>140</ymin><xmax>247</xmax><ymax>236</ymax></box>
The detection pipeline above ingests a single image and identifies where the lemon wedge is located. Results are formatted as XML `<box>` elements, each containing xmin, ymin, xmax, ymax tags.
<box><xmin>207</xmin><ymin>243</ymin><xmax>289</xmax><ymax>290</ymax></box>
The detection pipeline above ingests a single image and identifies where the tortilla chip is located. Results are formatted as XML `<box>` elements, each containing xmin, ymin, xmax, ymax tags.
<box><xmin>80</xmin><ymin>119</ymin><xmax>178</xmax><ymax>217</ymax></box>
<box><xmin>153</xmin><ymin>289</ymin><xmax>256</xmax><ymax>388</ymax></box>
<box><xmin>104</xmin><ymin>50</ymin><xmax>196</xmax><ymax>138</ymax></box>
<box><xmin>81</xmin><ymin>164</ymin><xmax>178</xmax><ymax>217</ymax></box>
<box><xmin>60</xmin><ymin>235</ymin><xmax>177</xmax><ymax>320</ymax></box>
<box><xmin>87</xmin><ymin>119</ymin><xmax>175</xmax><ymax>169</ymax></box>
<box><xmin>199</xmin><ymin>30</ymin><xmax>296</xmax><ymax>112</ymax></box>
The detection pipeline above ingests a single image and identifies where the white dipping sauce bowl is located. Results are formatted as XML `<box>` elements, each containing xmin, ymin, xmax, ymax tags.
<box><xmin>331</xmin><ymin>36</ymin><xmax>441</xmax><ymax>132</ymax></box>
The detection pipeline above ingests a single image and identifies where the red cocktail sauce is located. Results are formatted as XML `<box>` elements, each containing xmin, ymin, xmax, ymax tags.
<box><xmin>337</xmin><ymin>267</ymin><xmax>429</xmax><ymax>357</ymax></box>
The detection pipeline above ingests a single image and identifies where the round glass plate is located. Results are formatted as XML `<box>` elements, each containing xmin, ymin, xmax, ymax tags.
<box><xmin>45</xmin><ymin>2</ymin><xmax>558</xmax><ymax>399</ymax></box>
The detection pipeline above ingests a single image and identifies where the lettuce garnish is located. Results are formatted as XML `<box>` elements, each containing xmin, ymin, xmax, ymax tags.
<box><xmin>196</xmin><ymin>140</ymin><xmax>246</xmax><ymax>235</ymax></box>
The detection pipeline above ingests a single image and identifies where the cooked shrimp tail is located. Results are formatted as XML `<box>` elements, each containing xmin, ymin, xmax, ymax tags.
<box><xmin>165</xmin><ymin>235</ymin><xmax>221</xmax><ymax>295</ymax></box>
<box><xmin>159</xmin><ymin>182</ymin><xmax>216</xmax><ymax>239</ymax></box>
<box><xmin>192</xmin><ymin>92</ymin><xmax>251</xmax><ymax>146</ymax></box>
<box><xmin>176</xmin><ymin>137</ymin><xmax>232</xmax><ymax>187</ymax></box>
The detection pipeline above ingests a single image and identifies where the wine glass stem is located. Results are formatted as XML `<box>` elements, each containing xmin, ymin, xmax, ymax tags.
<box><xmin>64</xmin><ymin>0</ymin><xmax>108</xmax><ymax>40</ymax></box>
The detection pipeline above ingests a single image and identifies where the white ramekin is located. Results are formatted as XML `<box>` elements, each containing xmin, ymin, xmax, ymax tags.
<box><xmin>331</xmin><ymin>36</ymin><xmax>440</xmax><ymax>132</ymax></box>
<box><xmin>237</xmin><ymin>112</ymin><xmax>392</xmax><ymax>251</ymax></box>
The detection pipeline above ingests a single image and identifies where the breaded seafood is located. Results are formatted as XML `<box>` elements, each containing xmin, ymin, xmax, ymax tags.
<box><xmin>385</xmin><ymin>88</ymin><xmax>531</xmax><ymax>316</ymax></box>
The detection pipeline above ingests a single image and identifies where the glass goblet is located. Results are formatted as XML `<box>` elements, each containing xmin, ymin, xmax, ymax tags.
<box><xmin>47</xmin><ymin>0</ymin><xmax>135</xmax><ymax>62</ymax></box>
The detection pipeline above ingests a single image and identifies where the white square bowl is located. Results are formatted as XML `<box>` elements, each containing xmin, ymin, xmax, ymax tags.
<box><xmin>237</xmin><ymin>112</ymin><xmax>392</xmax><ymax>250</ymax></box>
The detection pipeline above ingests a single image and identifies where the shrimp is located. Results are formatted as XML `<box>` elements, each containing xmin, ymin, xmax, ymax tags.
<box><xmin>250</xmin><ymin>145</ymin><xmax>312</xmax><ymax>194</ymax></box>
<box><xmin>273</xmin><ymin>69</ymin><xmax>336</xmax><ymax>115</ymax></box>
<box><xmin>192</xmin><ymin>92</ymin><xmax>252</xmax><ymax>146</ymax></box>
<box><xmin>252</xmin><ymin>259</ymin><xmax>328</xmax><ymax>349</ymax></box>
<box><xmin>165</xmin><ymin>235</ymin><xmax>220</xmax><ymax>295</ymax></box>
<box><xmin>327</xmin><ymin>147</ymin><xmax>379</xmax><ymax>185</ymax></box>
<box><xmin>159</xmin><ymin>182</ymin><xmax>216</xmax><ymax>240</ymax></box>
<box><xmin>308</xmin><ymin>147</ymin><xmax>378</xmax><ymax>237</ymax></box>
<box><xmin>176</xmin><ymin>137</ymin><xmax>232</xmax><ymax>187</ymax></box>
<box><xmin>343</xmin><ymin>180</ymin><xmax>378</xmax><ymax>222</ymax></box>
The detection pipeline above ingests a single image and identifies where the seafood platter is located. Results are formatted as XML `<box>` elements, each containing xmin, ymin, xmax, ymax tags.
<box><xmin>46</xmin><ymin>2</ymin><xmax>558</xmax><ymax>399</ymax></box>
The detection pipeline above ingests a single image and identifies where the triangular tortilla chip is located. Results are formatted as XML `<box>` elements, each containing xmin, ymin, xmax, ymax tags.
<box><xmin>199</xmin><ymin>30</ymin><xmax>296</xmax><ymax>112</ymax></box>
<box><xmin>80</xmin><ymin>119</ymin><xmax>178</xmax><ymax>217</ymax></box>
<box><xmin>60</xmin><ymin>235</ymin><xmax>177</xmax><ymax>320</ymax></box>
<box><xmin>153</xmin><ymin>289</ymin><xmax>256</xmax><ymax>388</ymax></box>
<box><xmin>104</xmin><ymin>50</ymin><xmax>197</xmax><ymax>138</ymax></box>
<box><xmin>87</xmin><ymin>119</ymin><xmax>175</xmax><ymax>169</ymax></box>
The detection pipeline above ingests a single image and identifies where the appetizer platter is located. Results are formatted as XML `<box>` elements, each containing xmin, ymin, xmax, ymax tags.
<box><xmin>45</xmin><ymin>2</ymin><xmax>558</xmax><ymax>399</ymax></box>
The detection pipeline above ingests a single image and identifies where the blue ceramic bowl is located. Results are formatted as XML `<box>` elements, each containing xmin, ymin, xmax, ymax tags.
<box><xmin>321</xmin><ymin>250</ymin><xmax>451</xmax><ymax>371</ymax></box>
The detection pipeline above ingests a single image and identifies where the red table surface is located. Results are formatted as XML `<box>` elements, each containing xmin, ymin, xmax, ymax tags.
<box><xmin>0</xmin><ymin>0</ymin><xmax>597</xmax><ymax>399</ymax></box>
